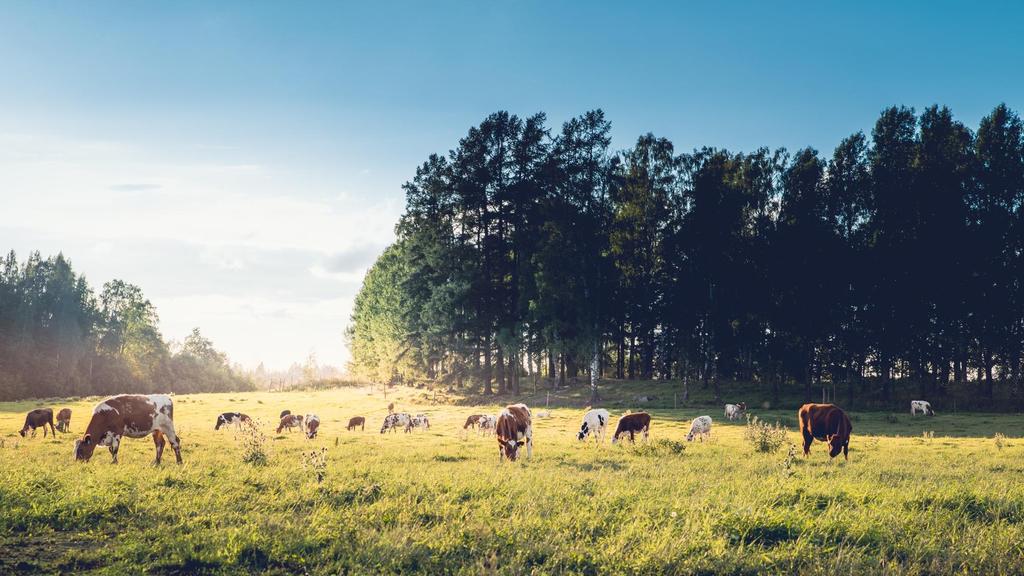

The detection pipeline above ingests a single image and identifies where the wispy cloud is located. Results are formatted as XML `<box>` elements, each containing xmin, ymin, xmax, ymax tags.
<box><xmin>108</xmin><ymin>183</ymin><xmax>163</xmax><ymax>192</ymax></box>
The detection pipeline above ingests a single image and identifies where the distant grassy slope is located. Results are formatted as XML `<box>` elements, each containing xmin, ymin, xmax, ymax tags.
<box><xmin>1</xmin><ymin>386</ymin><xmax>1023</xmax><ymax>574</ymax></box>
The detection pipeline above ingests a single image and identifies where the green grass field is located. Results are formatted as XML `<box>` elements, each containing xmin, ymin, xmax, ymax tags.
<box><xmin>2</xmin><ymin>383</ymin><xmax>1023</xmax><ymax>575</ymax></box>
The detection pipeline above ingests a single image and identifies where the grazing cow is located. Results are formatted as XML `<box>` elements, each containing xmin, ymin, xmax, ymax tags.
<box><xmin>724</xmin><ymin>403</ymin><xmax>747</xmax><ymax>421</ymax></box>
<box><xmin>464</xmin><ymin>414</ymin><xmax>484</xmax><ymax>429</ymax></box>
<box><xmin>686</xmin><ymin>415</ymin><xmax>713</xmax><ymax>442</ymax></box>
<box><xmin>496</xmin><ymin>404</ymin><xmax>533</xmax><ymax>461</ymax></box>
<box><xmin>304</xmin><ymin>414</ymin><xmax>321</xmax><ymax>439</ymax></box>
<box><xmin>19</xmin><ymin>408</ymin><xmax>56</xmax><ymax>438</ymax></box>
<box><xmin>56</xmin><ymin>408</ymin><xmax>72</xmax><ymax>433</ymax></box>
<box><xmin>798</xmin><ymin>403</ymin><xmax>852</xmax><ymax>460</ymax></box>
<box><xmin>277</xmin><ymin>414</ymin><xmax>304</xmax><ymax>433</ymax></box>
<box><xmin>407</xmin><ymin>414</ymin><xmax>430</xmax><ymax>431</ymax></box>
<box><xmin>214</xmin><ymin>412</ymin><xmax>251</xmax><ymax>430</ymax></box>
<box><xmin>346</xmin><ymin>416</ymin><xmax>366</xmax><ymax>431</ymax></box>
<box><xmin>280</xmin><ymin>409</ymin><xmax>292</xmax><ymax>419</ymax></box>
<box><xmin>477</xmin><ymin>414</ymin><xmax>497</xmax><ymax>435</ymax></box>
<box><xmin>577</xmin><ymin>408</ymin><xmax>610</xmax><ymax>443</ymax></box>
<box><xmin>611</xmin><ymin>412</ymin><xmax>651</xmax><ymax>444</ymax></box>
<box><xmin>74</xmin><ymin>394</ymin><xmax>182</xmax><ymax>465</ymax></box>
<box><xmin>910</xmin><ymin>400</ymin><xmax>935</xmax><ymax>416</ymax></box>
<box><xmin>380</xmin><ymin>413</ymin><xmax>412</xmax><ymax>434</ymax></box>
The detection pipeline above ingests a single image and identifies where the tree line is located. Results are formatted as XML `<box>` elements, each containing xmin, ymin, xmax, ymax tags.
<box><xmin>347</xmin><ymin>104</ymin><xmax>1024</xmax><ymax>409</ymax></box>
<box><xmin>0</xmin><ymin>251</ymin><xmax>253</xmax><ymax>400</ymax></box>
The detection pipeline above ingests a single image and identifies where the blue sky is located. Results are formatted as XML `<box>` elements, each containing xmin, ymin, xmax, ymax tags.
<box><xmin>1</xmin><ymin>1</ymin><xmax>1021</xmax><ymax>369</ymax></box>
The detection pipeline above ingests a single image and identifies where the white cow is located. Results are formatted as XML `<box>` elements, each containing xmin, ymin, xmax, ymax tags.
<box><xmin>577</xmin><ymin>408</ymin><xmax>610</xmax><ymax>443</ymax></box>
<box><xmin>724</xmin><ymin>402</ymin><xmax>747</xmax><ymax>421</ymax></box>
<box><xmin>477</xmin><ymin>414</ymin><xmax>497</xmax><ymax>435</ymax></box>
<box><xmin>686</xmin><ymin>415</ymin><xmax>713</xmax><ymax>442</ymax></box>
<box><xmin>910</xmin><ymin>400</ymin><xmax>935</xmax><ymax>416</ymax></box>
<box><xmin>407</xmin><ymin>414</ymin><xmax>430</xmax><ymax>431</ymax></box>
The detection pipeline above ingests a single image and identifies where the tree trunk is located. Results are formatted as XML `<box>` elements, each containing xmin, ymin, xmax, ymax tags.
<box><xmin>616</xmin><ymin>325</ymin><xmax>625</xmax><ymax>379</ymax></box>
<box><xmin>483</xmin><ymin>336</ymin><xmax>493</xmax><ymax>395</ymax></box>
<box><xmin>496</xmin><ymin>346</ymin><xmax>506</xmax><ymax>394</ymax></box>
<box><xmin>589</xmin><ymin>340</ymin><xmax>599</xmax><ymax>405</ymax></box>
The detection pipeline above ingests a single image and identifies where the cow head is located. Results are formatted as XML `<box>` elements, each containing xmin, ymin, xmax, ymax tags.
<box><xmin>74</xmin><ymin>434</ymin><xmax>96</xmax><ymax>461</ymax></box>
<box><xmin>826</xmin><ymin>435</ymin><xmax>847</xmax><ymax>459</ymax></box>
<box><xmin>18</xmin><ymin>427</ymin><xmax>27</xmax><ymax>438</ymax></box>
<box><xmin>500</xmin><ymin>438</ymin><xmax>525</xmax><ymax>461</ymax></box>
<box><xmin>577</xmin><ymin>422</ymin><xmax>589</xmax><ymax>441</ymax></box>
<box><xmin>215</xmin><ymin>416</ymin><xmax>225</xmax><ymax>430</ymax></box>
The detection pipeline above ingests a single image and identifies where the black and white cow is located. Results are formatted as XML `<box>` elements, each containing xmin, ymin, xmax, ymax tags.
<box><xmin>577</xmin><ymin>408</ymin><xmax>610</xmax><ymax>442</ymax></box>
<box><xmin>380</xmin><ymin>413</ymin><xmax>412</xmax><ymax>433</ymax></box>
<box><xmin>407</xmin><ymin>414</ymin><xmax>430</xmax><ymax>431</ymax></box>
<box><xmin>214</xmin><ymin>412</ymin><xmax>251</xmax><ymax>430</ymax></box>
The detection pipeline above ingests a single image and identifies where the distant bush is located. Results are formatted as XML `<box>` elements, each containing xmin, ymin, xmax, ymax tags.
<box><xmin>744</xmin><ymin>415</ymin><xmax>787</xmax><ymax>453</ymax></box>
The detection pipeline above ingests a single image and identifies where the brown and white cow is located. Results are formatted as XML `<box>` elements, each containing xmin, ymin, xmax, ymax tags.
<box><xmin>463</xmin><ymin>414</ymin><xmax>484</xmax><ymax>430</ymax></box>
<box><xmin>496</xmin><ymin>404</ymin><xmax>533</xmax><ymax>462</ymax></box>
<box><xmin>346</xmin><ymin>416</ymin><xmax>365</xmax><ymax>431</ymax></box>
<box><xmin>74</xmin><ymin>394</ymin><xmax>182</xmax><ymax>465</ymax></box>
<box><xmin>277</xmin><ymin>414</ymin><xmax>304</xmax><ymax>433</ymax></box>
<box><xmin>798</xmin><ymin>403</ymin><xmax>852</xmax><ymax>460</ymax></box>
<box><xmin>56</xmin><ymin>408</ymin><xmax>72</xmax><ymax>433</ymax></box>
<box><xmin>19</xmin><ymin>408</ymin><xmax>56</xmax><ymax>438</ymax></box>
<box><xmin>611</xmin><ymin>412</ymin><xmax>651</xmax><ymax>444</ymax></box>
<box><xmin>304</xmin><ymin>414</ymin><xmax>321</xmax><ymax>439</ymax></box>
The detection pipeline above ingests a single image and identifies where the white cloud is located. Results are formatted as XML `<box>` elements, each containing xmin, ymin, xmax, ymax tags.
<box><xmin>0</xmin><ymin>132</ymin><xmax>401</xmax><ymax>370</ymax></box>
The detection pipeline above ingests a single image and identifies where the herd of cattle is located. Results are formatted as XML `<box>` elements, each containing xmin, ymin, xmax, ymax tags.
<box><xmin>13</xmin><ymin>394</ymin><xmax>939</xmax><ymax>465</ymax></box>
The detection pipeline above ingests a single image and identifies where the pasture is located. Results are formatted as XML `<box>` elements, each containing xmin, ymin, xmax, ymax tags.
<box><xmin>1</xmin><ymin>384</ymin><xmax>1023</xmax><ymax>575</ymax></box>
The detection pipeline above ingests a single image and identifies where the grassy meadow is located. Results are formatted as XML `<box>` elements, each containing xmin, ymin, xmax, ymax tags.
<box><xmin>1</xmin><ymin>382</ymin><xmax>1024</xmax><ymax>575</ymax></box>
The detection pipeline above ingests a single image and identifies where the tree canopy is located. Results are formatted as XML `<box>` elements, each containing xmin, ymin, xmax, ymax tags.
<box><xmin>348</xmin><ymin>104</ymin><xmax>1024</xmax><ymax>409</ymax></box>
<box><xmin>0</xmin><ymin>251</ymin><xmax>252</xmax><ymax>400</ymax></box>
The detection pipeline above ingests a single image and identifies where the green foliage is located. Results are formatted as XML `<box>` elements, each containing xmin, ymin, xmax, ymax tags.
<box><xmin>744</xmin><ymin>415</ymin><xmax>788</xmax><ymax>453</ymax></box>
<box><xmin>0</xmin><ymin>251</ymin><xmax>252</xmax><ymax>400</ymax></box>
<box><xmin>349</xmin><ymin>104</ymin><xmax>1024</xmax><ymax>410</ymax></box>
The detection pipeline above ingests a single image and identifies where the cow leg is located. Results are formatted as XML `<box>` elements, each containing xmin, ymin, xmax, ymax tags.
<box><xmin>153</xmin><ymin>430</ymin><xmax>166</xmax><ymax>465</ymax></box>
<box><xmin>526</xmin><ymin>427</ymin><xmax>533</xmax><ymax>459</ymax></box>
<box><xmin>48</xmin><ymin>421</ymin><xmax>56</xmax><ymax>437</ymax></box>
<box><xmin>158</xmin><ymin>424</ymin><xmax>183</xmax><ymax>464</ymax></box>
<box><xmin>843</xmin><ymin>444</ymin><xmax>849</xmax><ymax>460</ymax></box>
<box><xmin>109</xmin><ymin>436</ymin><xmax>120</xmax><ymax>464</ymax></box>
<box><xmin>802</xmin><ymin>431</ymin><xmax>813</xmax><ymax>456</ymax></box>
<box><xmin>643</xmin><ymin>426</ymin><xmax>650</xmax><ymax>442</ymax></box>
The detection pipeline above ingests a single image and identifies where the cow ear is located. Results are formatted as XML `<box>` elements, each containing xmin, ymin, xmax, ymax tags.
<box><xmin>83</xmin><ymin>434</ymin><xmax>92</xmax><ymax>445</ymax></box>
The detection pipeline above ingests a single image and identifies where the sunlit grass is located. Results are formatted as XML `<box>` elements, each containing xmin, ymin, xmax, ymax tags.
<box><xmin>1</xmin><ymin>386</ymin><xmax>1023</xmax><ymax>574</ymax></box>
